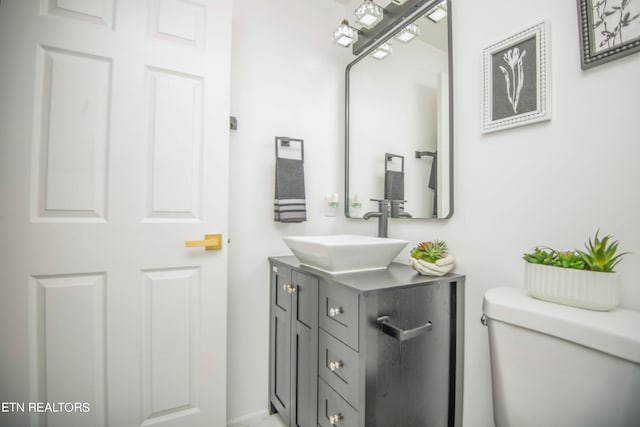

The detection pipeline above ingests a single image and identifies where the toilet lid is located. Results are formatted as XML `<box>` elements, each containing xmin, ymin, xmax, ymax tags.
<box><xmin>483</xmin><ymin>287</ymin><xmax>640</xmax><ymax>364</ymax></box>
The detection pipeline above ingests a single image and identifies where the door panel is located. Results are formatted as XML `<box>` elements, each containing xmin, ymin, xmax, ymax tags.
<box><xmin>275</xmin><ymin>266</ymin><xmax>292</xmax><ymax>312</ymax></box>
<box><xmin>293</xmin><ymin>271</ymin><xmax>314</xmax><ymax>328</ymax></box>
<box><xmin>0</xmin><ymin>1</ymin><xmax>231</xmax><ymax>426</ymax></box>
<box><xmin>291</xmin><ymin>272</ymin><xmax>318</xmax><ymax>427</ymax></box>
<box><xmin>272</xmin><ymin>305</ymin><xmax>291</xmax><ymax>419</ymax></box>
<box><xmin>30</xmin><ymin>274</ymin><xmax>106</xmax><ymax>427</ymax></box>
<box><xmin>151</xmin><ymin>0</ymin><xmax>206</xmax><ymax>47</ymax></box>
<box><xmin>293</xmin><ymin>323</ymin><xmax>315</xmax><ymax>427</ymax></box>
<box><xmin>142</xmin><ymin>268</ymin><xmax>200</xmax><ymax>419</ymax></box>
<box><xmin>145</xmin><ymin>68</ymin><xmax>203</xmax><ymax>220</ymax></box>
<box><xmin>43</xmin><ymin>0</ymin><xmax>115</xmax><ymax>27</ymax></box>
<box><xmin>33</xmin><ymin>46</ymin><xmax>111</xmax><ymax>220</ymax></box>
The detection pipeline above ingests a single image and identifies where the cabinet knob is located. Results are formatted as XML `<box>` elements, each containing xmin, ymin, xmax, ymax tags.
<box><xmin>328</xmin><ymin>307</ymin><xmax>343</xmax><ymax>317</ymax></box>
<box><xmin>282</xmin><ymin>284</ymin><xmax>297</xmax><ymax>294</ymax></box>
<box><xmin>329</xmin><ymin>413</ymin><xmax>342</xmax><ymax>425</ymax></box>
<box><xmin>328</xmin><ymin>360</ymin><xmax>343</xmax><ymax>372</ymax></box>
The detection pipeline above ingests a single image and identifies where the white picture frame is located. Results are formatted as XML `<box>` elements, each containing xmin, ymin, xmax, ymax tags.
<box><xmin>482</xmin><ymin>20</ymin><xmax>551</xmax><ymax>133</ymax></box>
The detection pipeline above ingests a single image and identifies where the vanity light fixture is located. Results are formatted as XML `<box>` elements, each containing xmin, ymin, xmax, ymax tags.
<box><xmin>370</xmin><ymin>42</ymin><xmax>392</xmax><ymax>60</ymax></box>
<box><xmin>394</xmin><ymin>23</ymin><xmax>420</xmax><ymax>43</ymax></box>
<box><xmin>332</xmin><ymin>19</ymin><xmax>359</xmax><ymax>47</ymax></box>
<box><xmin>333</xmin><ymin>0</ymin><xmax>432</xmax><ymax>55</ymax></box>
<box><xmin>354</xmin><ymin>0</ymin><xmax>384</xmax><ymax>29</ymax></box>
<box><xmin>426</xmin><ymin>1</ymin><xmax>447</xmax><ymax>23</ymax></box>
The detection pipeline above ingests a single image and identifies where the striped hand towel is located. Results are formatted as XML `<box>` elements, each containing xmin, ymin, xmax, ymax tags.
<box><xmin>274</xmin><ymin>157</ymin><xmax>307</xmax><ymax>222</ymax></box>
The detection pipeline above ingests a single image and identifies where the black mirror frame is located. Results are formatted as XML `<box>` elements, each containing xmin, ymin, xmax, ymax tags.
<box><xmin>344</xmin><ymin>0</ymin><xmax>454</xmax><ymax>219</ymax></box>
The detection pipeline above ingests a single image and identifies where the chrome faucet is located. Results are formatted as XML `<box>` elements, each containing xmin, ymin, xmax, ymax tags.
<box><xmin>363</xmin><ymin>199</ymin><xmax>389</xmax><ymax>238</ymax></box>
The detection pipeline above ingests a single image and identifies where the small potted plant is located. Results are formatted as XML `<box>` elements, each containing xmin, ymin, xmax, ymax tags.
<box><xmin>409</xmin><ymin>239</ymin><xmax>455</xmax><ymax>276</ymax></box>
<box><xmin>523</xmin><ymin>230</ymin><xmax>628</xmax><ymax>311</ymax></box>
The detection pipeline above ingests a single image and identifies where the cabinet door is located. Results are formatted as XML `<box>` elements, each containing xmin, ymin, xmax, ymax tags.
<box><xmin>368</xmin><ymin>282</ymin><xmax>452</xmax><ymax>426</ymax></box>
<box><xmin>270</xmin><ymin>264</ymin><xmax>291</xmax><ymax>421</ymax></box>
<box><xmin>290</xmin><ymin>271</ymin><xmax>319</xmax><ymax>427</ymax></box>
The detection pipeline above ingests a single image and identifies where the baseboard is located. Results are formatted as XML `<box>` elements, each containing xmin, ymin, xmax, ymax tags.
<box><xmin>227</xmin><ymin>409</ymin><xmax>270</xmax><ymax>426</ymax></box>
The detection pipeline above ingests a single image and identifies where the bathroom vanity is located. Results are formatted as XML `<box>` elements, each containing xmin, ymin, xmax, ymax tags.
<box><xmin>268</xmin><ymin>256</ymin><xmax>464</xmax><ymax>427</ymax></box>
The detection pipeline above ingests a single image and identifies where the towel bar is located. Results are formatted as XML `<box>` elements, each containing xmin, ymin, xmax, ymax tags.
<box><xmin>377</xmin><ymin>315</ymin><xmax>432</xmax><ymax>341</ymax></box>
<box><xmin>415</xmin><ymin>150</ymin><xmax>436</xmax><ymax>159</ymax></box>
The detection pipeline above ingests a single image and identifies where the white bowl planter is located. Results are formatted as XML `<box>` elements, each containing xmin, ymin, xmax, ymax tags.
<box><xmin>524</xmin><ymin>262</ymin><xmax>619</xmax><ymax>311</ymax></box>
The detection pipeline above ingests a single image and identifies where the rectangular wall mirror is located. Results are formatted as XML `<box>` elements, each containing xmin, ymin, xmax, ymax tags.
<box><xmin>345</xmin><ymin>0</ymin><xmax>453</xmax><ymax>219</ymax></box>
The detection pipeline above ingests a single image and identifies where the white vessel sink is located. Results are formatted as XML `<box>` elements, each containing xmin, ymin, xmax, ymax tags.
<box><xmin>282</xmin><ymin>234</ymin><xmax>409</xmax><ymax>274</ymax></box>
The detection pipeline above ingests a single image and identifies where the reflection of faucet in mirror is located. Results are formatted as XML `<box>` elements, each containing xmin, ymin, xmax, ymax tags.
<box><xmin>390</xmin><ymin>200</ymin><xmax>412</xmax><ymax>219</ymax></box>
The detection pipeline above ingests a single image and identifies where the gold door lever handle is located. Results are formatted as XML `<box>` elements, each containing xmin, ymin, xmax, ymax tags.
<box><xmin>185</xmin><ymin>234</ymin><xmax>222</xmax><ymax>250</ymax></box>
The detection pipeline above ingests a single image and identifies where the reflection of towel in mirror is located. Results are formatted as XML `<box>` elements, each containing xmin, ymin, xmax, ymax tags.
<box><xmin>428</xmin><ymin>152</ymin><xmax>437</xmax><ymax>190</ymax></box>
<box><xmin>274</xmin><ymin>157</ymin><xmax>307</xmax><ymax>222</ymax></box>
<box><xmin>384</xmin><ymin>170</ymin><xmax>404</xmax><ymax>200</ymax></box>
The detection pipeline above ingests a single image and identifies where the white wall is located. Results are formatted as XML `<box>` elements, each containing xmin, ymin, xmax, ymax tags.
<box><xmin>227</xmin><ymin>0</ymin><xmax>351</xmax><ymax>421</ymax></box>
<box><xmin>382</xmin><ymin>1</ymin><xmax>640</xmax><ymax>426</ymax></box>
<box><xmin>228</xmin><ymin>0</ymin><xmax>640</xmax><ymax>425</ymax></box>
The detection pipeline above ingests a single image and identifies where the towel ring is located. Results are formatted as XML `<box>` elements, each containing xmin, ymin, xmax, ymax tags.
<box><xmin>385</xmin><ymin>153</ymin><xmax>404</xmax><ymax>173</ymax></box>
<box><xmin>275</xmin><ymin>136</ymin><xmax>304</xmax><ymax>162</ymax></box>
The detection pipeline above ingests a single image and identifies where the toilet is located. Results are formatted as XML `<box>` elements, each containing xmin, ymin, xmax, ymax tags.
<box><xmin>483</xmin><ymin>287</ymin><xmax>640</xmax><ymax>427</ymax></box>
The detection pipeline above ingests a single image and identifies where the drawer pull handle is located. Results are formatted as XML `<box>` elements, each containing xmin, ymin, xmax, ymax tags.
<box><xmin>328</xmin><ymin>307</ymin><xmax>343</xmax><ymax>317</ymax></box>
<box><xmin>329</xmin><ymin>413</ymin><xmax>342</xmax><ymax>425</ymax></box>
<box><xmin>328</xmin><ymin>360</ymin><xmax>343</xmax><ymax>372</ymax></box>
<box><xmin>282</xmin><ymin>284</ymin><xmax>297</xmax><ymax>294</ymax></box>
<box><xmin>377</xmin><ymin>316</ymin><xmax>432</xmax><ymax>342</ymax></box>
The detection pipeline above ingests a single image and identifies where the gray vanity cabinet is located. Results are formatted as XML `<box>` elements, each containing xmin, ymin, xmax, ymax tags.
<box><xmin>269</xmin><ymin>263</ymin><xmax>319</xmax><ymax>427</ymax></box>
<box><xmin>269</xmin><ymin>256</ymin><xmax>465</xmax><ymax>427</ymax></box>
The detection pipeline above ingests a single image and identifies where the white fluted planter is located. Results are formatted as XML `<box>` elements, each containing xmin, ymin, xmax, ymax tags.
<box><xmin>524</xmin><ymin>262</ymin><xmax>619</xmax><ymax>311</ymax></box>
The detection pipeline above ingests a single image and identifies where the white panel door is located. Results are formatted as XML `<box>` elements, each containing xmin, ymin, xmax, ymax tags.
<box><xmin>0</xmin><ymin>1</ymin><xmax>231</xmax><ymax>426</ymax></box>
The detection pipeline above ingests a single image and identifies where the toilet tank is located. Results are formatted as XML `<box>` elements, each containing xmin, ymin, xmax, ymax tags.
<box><xmin>483</xmin><ymin>287</ymin><xmax>640</xmax><ymax>427</ymax></box>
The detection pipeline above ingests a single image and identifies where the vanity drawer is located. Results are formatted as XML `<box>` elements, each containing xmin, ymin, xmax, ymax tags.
<box><xmin>319</xmin><ymin>281</ymin><xmax>359</xmax><ymax>351</ymax></box>
<box><xmin>318</xmin><ymin>379</ymin><xmax>359</xmax><ymax>427</ymax></box>
<box><xmin>319</xmin><ymin>329</ymin><xmax>359</xmax><ymax>406</ymax></box>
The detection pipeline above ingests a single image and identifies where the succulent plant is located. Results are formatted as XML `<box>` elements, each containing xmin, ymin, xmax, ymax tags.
<box><xmin>523</xmin><ymin>247</ymin><xmax>556</xmax><ymax>265</ymax></box>
<box><xmin>411</xmin><ymin>240</ymin><xmax>448</xmax><ymax>263</ymax></box>
<box><xmin>523</xmin><ymin>230</ymin><xmax>628</xmax><ymax>273</ymax></box>
<box><xmin>553</xmin><ymin>250</ymin><xmax>586</xmax><ymax>270</ymax></box>
<box><xmin>578</xmin><ymin>230</ymin><xmax>629</xmax><ymax>273</ymax></box>
<box><xmin>523</xmin><ymin>247</ymin><xmax>585</xmax><ymax>270</ymax></box>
